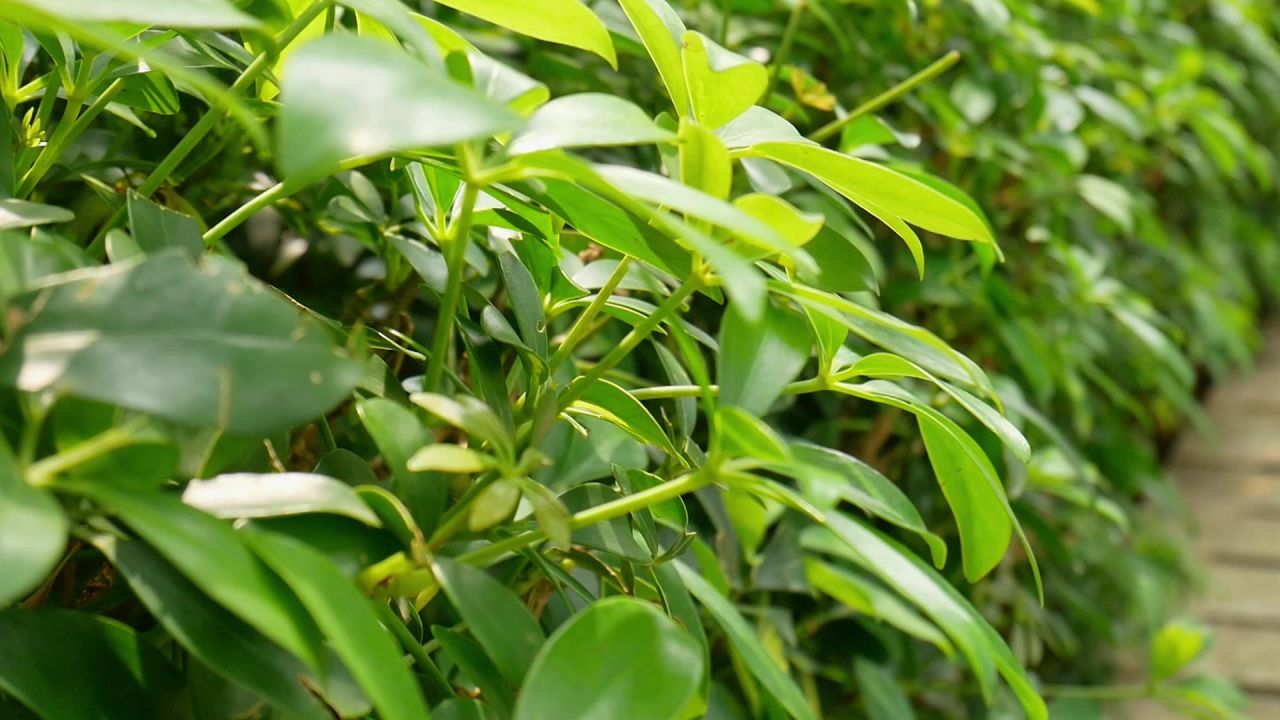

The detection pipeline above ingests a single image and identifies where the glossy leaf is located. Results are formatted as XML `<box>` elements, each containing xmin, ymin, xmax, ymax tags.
<box><xmin>0</xmin><ymin>254</ymin><xmax>362</xmax><ymax>435</ymax></box>
<box><xmin>126</xmin><ymin>191</ymin><xmax>202</xmax><ymax>259</ymax></box>
<box><xmin>182</xmin><ymin>472</ymin><xmax>382</xmax><ymax>526</ymax></box>
<box><xmin>434</xmin><ymin>0</ymin><xmax>616</xmax><ymax>66</ymax></box>
<box><xmin>65</xmin><ymin>483</ymin><xmax>326</xmax><ymax>671</ymax></box>
<box><xmin>243</xmin><ymin>526</ymin><xmax>431</xmax><ymax>720</ymax></box>
<box><xmin>0</xmin><ymin>445</ymin><xmax>67</xmax><ymax>608</ymax></box>
<box><xmin>617</xmin><ymin>0</ymin><xmax>689</xmax><ymax>115</ymax></box>
<box><xmin>434</xmin><ymin>557</ymin><xmax>546</xmax><ymax>686</ymax></box>
<box><xmin>0</xmin><ymin>608</ymin><xmax>185</xmax><ymax>719</ymax></box>
<box><xmin>718</xmin><ymin>300</ymin><xmax>810</xmax><ymax>415</ymax></box>
<box><xmin>32</xmin><ymin>0</ymin><xmax>256</xmax><ymax>27</ymax></box>
<box><xmin>510</xmin><ymin>93</ymin><xmax>674</xmax><ymax>154</ymax></box>
<box><xmin>0</xmin><ymin>199</ymin><xmax>73</xmax><ymax>230</ymax></box>
<box><xmin>278</xmin><ymin>35</ymin><xmax>519</xmax><ymax>180</ymax></box>
<box><xmin>513</xmin><ymin>597</ymin><xmax>703</xmax><ymax>720</ymax></box>
<box><xmin>676</xmin><ymin>563</ymin><xmax>817</xmax><ymax>720</ymax></box>
<box><xmin>681</xmin><ymin>32</ymin><xmax>766</xmax><ymax>130</ymax></box>
<box><xmin>93</xmin><ymin>535</ymin><xmax>331</xmax><ymax>719</ymax></box>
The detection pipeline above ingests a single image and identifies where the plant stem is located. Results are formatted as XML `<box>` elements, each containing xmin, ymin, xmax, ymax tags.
<box><xmin>557</xmin><ymin>273</ymin><xmax>702</xmax><ymax>411</ymax></box>
<box><xmin>27</xmin><ymin>418</ymin><xmax>147</xmax><ymax>487</ymax></box>
<box><xmin>548</xmin><ymin>256</ymin><xmax>633</xmax><ymax>372</ymax></box>
<box><xmin>424</xmin><ymin>180</ymin><xmax>480</xmax><ymax>393</ymax></box>
<box><xmin>18</xmin><ymin>78</ymin><xmax>124</xmax><ymax>196</ymax></box>
<box><xmin>457</xmin><ymin>471</ymin><xmax>707</xmax><ymax>567</ymax></box>
<box><xmin>202</xmin><ymin>178</ymin><xmax>295</xmax><ymax>244</ymax></box>
<box><xmin>86</xmin><ymin>0</ymin><xmax>330</xmax><ymax>254</ymax></box>
<box><xmin>764</xmin><ymin>0</ymin><xmax>807</xmax><ymax>102</ymax></box>
<box><xmin>372</xmin><ymin>600</ymin><xmax>454</xmax><ymax>702</ymax></box>
<box><xmin>809</xmin><ymin>49</ymin><xmax>961</xmax><ymax>143</ymax></box>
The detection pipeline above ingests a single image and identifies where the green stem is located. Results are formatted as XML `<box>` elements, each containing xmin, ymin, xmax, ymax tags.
<box><xmin>27</xmin><ymin>418</ymin><xmax>147</xmax><ymax>487</ymax></box>
<box><xmin>372</xmin><ymin>600</ymin><xmax>454</xmax><ymax>702</ymax></box>
<box><xmin>457</xmin><ymin>472</ymin><xmax>707</xmax><ymax>567</ymax></box>
<box><xmin>86</xmin><ymin>0</ymin><xmax>331</xmax><ymax>254</ymax></box>
<box><xmin>19</xmin><ymin>78</ymin><xmax>125</xmax><ymax>196</ymax></box>
<box><xmin>558</xmin><ymin>273</ymin><xmax>702</xmax><ymax>411</ymax></box>
<box><xmin>548</xmin><ymin>256</ymin><xmax>633</xmax><ymax>372</ymax></box>
<box><xmin>765</xmin><ymin>0</ymin><xmax>807</xmax><ymax>102</ymax></box>
<box><xmin>423</xmin><ymin>180</ymin><xmax>480</xmax><ymax>393</ymax></box>
<box><xmin>809</xmin><ymin>50</ymin><xmax>960</xmax><ymax>143</ymax></box>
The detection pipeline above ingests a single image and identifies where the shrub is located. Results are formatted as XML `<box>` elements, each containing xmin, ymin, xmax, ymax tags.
<box><xmin>0</xmin><ymin>1</ymin><xmax>1274</xmax><ymax>719</ymax></box>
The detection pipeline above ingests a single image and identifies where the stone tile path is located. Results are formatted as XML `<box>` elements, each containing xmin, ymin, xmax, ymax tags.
<box><xmin>1159</xmin><ymin>323</ymin><xmax>1280</xmax><ymax>718</ymax></box>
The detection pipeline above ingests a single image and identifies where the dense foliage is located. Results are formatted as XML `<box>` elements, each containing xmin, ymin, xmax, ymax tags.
<box><xmin>1</xmin><ymin>0</ymin><xmax>1277</xmax><ymax>719</ymax></box>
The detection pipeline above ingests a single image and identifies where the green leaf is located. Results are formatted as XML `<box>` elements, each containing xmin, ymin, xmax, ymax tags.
<box><xmin>406</xmin><ymin>445</ymin><xmax>496</xmax><ymax>474</ymax></box>
<box><xmin>616</xmin><ymin>0</ymin><xmax>689</xmax><ymax>115</ymax></box>
<box><xmin>0</xmin><ymin>254</ymin><xmax>361</xmax><ymax>435</ymax></box>
<box><xmin>681</xmin><ymin>31</ymin><xmax>766</xmax><ymax>130</ymax></box>
<box><xmin>31</xmin><ymin>0</ymin><xmax>257</xmax><ymax>27</ymax></box>
<box><xmin>745</xmin><ymin>143</ymin><xmax>994</xmax><ymax>244</ymax></box>
<box><xmin>278</xmin><ymin>35</ymin><xmax>519</xmax><ymax>180</ymax></box>
<box><xmin>514</xmin><ymin>597</ymin><xmax>703</xmax><ymax>720</ymax></box>
<box><xmin>66</xmin><ymin>483</ymin><xmax>326</xmax><ymax>671</ymax></box>
<box><xmin>357</xmin><ymin>398</ymin><xmax>448</xmax><ymax>533</ymax></box>
<box><xmin>434</xmin><ymin>625</ymin><xmax>515</xmax><ymax>717</ymax></box>
<box><xmin>510</xmin><ymin>93</ymin><xmax>675</xmax><ymax>154</ymax></box>
<box><xmin>718</xmin><ymin>106</ymin><xmax>809</xmax><ymax>149</ymax></box>
<box><xmin>679</xmin><ymin>117</ymin><xmax>732</xmax><ymax>199</ymax></box>
<box><xmin>0</xmin><ymin>199</ymin><xmax>73</xmax><ymax>230</ymax></box>
<box><xmin>497</xmin><ymin>250</ymin><xmax>548</xmax><ymax>358</ymax></box>
<box><xmin>572</xmin><ymin>379</ymin><xmax>680</xmax><ymax>458</ymax></box>
<box><xmin>718</xmin><ymin>300</ymin><xmax>810</xmax><ymax>415</ymax></box>
<box><xmin>1151</xmin><ymin>619</ymin><xmax>1210</xmax><ymax>682</ymax></box>
<box><xmin>734</xmin><ymin>194</ymin><xmax>823</xmax><ymax>247</ymax></box>
<box><xmin>855</xmin><ymin>660</ymin><xmax>916</xmax><ymax>720</ymax></box>
<box><xmin>0</xmin><ymin>608</ymin><xmax>185</xmax><ymax>719</ymax></box>
<box><xmin>784</xmin><ymin>441</ymin><xmax>946</xmax><ymax>566</ymax></box>
<box><xmin>126</xmin><ymin>191</ymin><xmax>202</xmax><ymax>259</ymax></box>
<box><xmin>805</xmin><ymin>559</ymin><xmax>950</xmax><ymax>652</ymax></box>
<box><xmin>182</xmin><ymin>472</ymin><xmax>382</xmax><ymax>526</ymax></box>
<box><xmin>411</xmin><ymin>393</ymin><xmax>514</xmax><ymax>461</ymax></box>
<box><xmin>242</xmin><ymin>526</ymin><xmax>431</xmax><ymax>720</ymax></box>
<box><xmin>676</xmin><ymin>563</ymin><xmax>817</xmax><ymax>720</ymax></box>
<box><xmin>432</xmin><ymin>0</ymin><xmax>616</xmax><ymax>67</ymax></box>
<box><xmin>717</xmin><ymin>406</ymin><xmax>791</xmax><ymax>464</ymax></box>
<box><xmin>93</xmin><ymin>535</ymin><xmax>331</xmax><ymax>720</ymax></box>
<box><xmin>433</xmin><ymin>557</ymin><xmax>546</xmax><ymax>685</ymax></box>
<box><xmin>0</xmin><ymin>231</ymin><xmax>88</xmax><ymax>303</ymax></box>
<box><xmin>0</xmin><ymin>445</ymin><xmax>67</xmax><ymax>607</ymax></box>
<box><xmin>806</xmin><ymin>514</ymin><xmax>1048</xmax><ymax>720</ymax></box>
<box><xmin>841</xmin><ymin>353</ymin><xmax>1029</xmax><ymax>460</ymax></box>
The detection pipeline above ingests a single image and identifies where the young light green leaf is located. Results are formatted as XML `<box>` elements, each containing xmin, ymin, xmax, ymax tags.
<box><xmin>406</xmin><ymin>445</ymin><xmax>496</xmax><ymax>474</ymax></box>
<box><xmin>433</xmin><ymin>557</ymin><xmax>546</xmax><ymax>686</ymax></box>
<box><xmin>242</xmin><ymin>526</ymin><xmax>431</xmax><ymax>720</ymax></box>
<box><xmin>681</xmin><ymin>31</ymin><xmax>766</xmax><ymax>130</ymax></box>
<box><xmin>278</xmin><ymin>35</ymin><xmax>520</xmax><ymax>180</ymax></box>
<box><xmin>514</xmin><ymin>597</ymin><xmax>703</xmax><ymax>720</ymax></box>
<box><xmin>410</xmin><ymin>392</ymin><xmax>514</xmax><ymax>460</ymax></box>
<box><xmin>64</xmin><ymin>484</ymin><xmax>326</xmax><ymax>672</ymax></box>
<box><xmin>676</xmin><ymin>563</ymin><xmax>817</xmax><ymax>720</ymax></box>
<box><xmin>0</xmin><ymin>254</ymin><xmax>362</xmax><ymax>435</ymax></box>
<box><xmin>679</xmin><ymin>117</ymin><xmax>732</xmax><ymax>199</ymax></box>
<box><xmin>182</xmin><ymin>472</ymin><xmax>382</xmax><ymax>526</ymax></box>
<box><xmin>734</xmin><ymin>194</ymin><xmax>823</xmax><ymax>247</ymax></box>
<box><xmin>510</xmin><ymin>93</ymin><xmax>675</xmax><ymax>154</ymax></box>
<box><xmin>93</xmin><ymin>535</ymin><xmax>331</xmax><ymax>720</ymax></box>
<box><xmin>433</xmin><ymin>0</ymin><xmax>616</xmax><ymax>67</ymax></box>
<box><xmin>616</xmin><ymin>0</ymin><xmax>689</xmax><ymax>115</ymax></box>
<box><xmin>746</xmin><ymin>143</ymin><xmax>994</xmax><ymax>244</ymax></box>
<box><xmin>1151</xmin><ymin>619</ymin><xmax>1210</xmax><ymax>682</ymax></box>
<box><xmin>32</xmin><ymin>0</ymin><xmax>257</xmax><ymax>27</ymax></box>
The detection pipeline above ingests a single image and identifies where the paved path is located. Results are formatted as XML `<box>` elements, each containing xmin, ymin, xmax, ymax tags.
<box><xmin>1158</xmin><ymin>323</ymin><xmax>1280</xmax><ymax>717</ymax></box>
